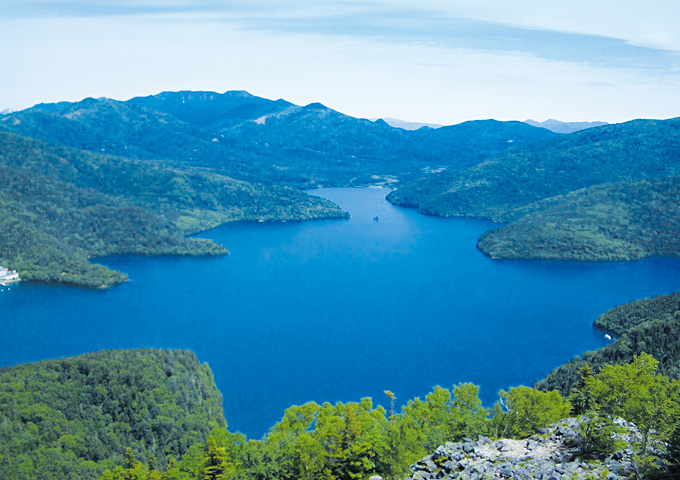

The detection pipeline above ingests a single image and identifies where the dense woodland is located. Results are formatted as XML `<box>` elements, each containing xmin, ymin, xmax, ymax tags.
<box><xmin>388</xmin><ymin>117</ymin><xmax>680</xmax><ymax>261</ymax></box>
<box><xmin>476</xmin><ymin>177</ymin><xmax>680</xmax><ymax>260</ymax></box>
<box><xmin>538</xmin><ymin>291</ymin><xmax>680</xmax><ymax>396</ymax></box>
<box><xmin>0</xmin><ymin>131</ymin><xmax>346</xmax><ymax>288</ymax></box>
<box><xmin>388</xmin><ymin>117</ymin><xmax>680</xmax><ymax>221</ymax></box>
<box><xmin>0</xmin><ymin>350</ymin><xmax>226</xmax><ymax>480</ymax></box>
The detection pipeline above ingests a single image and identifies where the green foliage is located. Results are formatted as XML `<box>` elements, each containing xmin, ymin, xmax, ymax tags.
<box><xmin>586</xmin><ymin>354</ymin><xmax>679</xmax><ymax>457</ymax></box>
<box><xmin>0</xmin><ymin>131</ymin><xmax>347</xmax><ymax>288</ymax></box>
<box><xmin>389</xmin><ymin>117</ymin><xmax>680</xmax><ymax>261</ymax></box>
<box><xmin>0</xmin><ymin>349</ymin><xmax>226</xmax><ymax>480</ymax></box>
<box><xmin>573</xmin><ymin>413</ymin><xmax>624</xmax><ymax>459</ymax></box>
<box><xmin>203</xmin><ymin>435</ymin><xmax>232</xmax><ymax>480</ymax></box>
<box><xmin>491</xmin><ymin>386</ymin><xmax>571</xmax><ymax>439</ymax></box>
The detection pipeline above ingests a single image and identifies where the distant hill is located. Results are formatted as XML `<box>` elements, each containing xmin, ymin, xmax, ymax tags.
<box><xmin>127</xmin><ymin>90</ymin><xmax>294</xmax><ymax>130</ymax></box>
<box><xmin>477</xmin><ymin>177</ymin><xmax>680</xmax><ymax>261</ymax></box>
<box><xmin>0</xmin><ymin>349</ymin><xmax>225</xmax><ymax>480</ymax></box>
<box><xmin>0</xmin><ymin>91</ymin><xmax>558</xmax><ymax>188</ymax></box>
<box><xmin>388</xmin><ymin>117</ymin><xmax>680</xmax><ymax>222</ymax></box>
<box><xmin>0</xmin><ymin>132</ymin><xmax>346</xmax><ymax>288</ymax></box>
<box><xmin>372</xmin><ymin>117</ymin><xmax>443</xmax><ymax>130</ymax></box>
<box><xmin>524</xmin><ymin>119</ymin><xmax>608</xmax><ymax>134</ymax></box>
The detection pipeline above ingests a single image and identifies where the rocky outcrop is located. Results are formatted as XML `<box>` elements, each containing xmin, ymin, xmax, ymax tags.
<box><xmin>404</xmin><ymin>417</ymin><xmax>640</xmax><ymax>480</ymax></box>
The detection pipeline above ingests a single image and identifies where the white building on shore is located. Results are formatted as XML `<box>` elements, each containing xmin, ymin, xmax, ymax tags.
<box><xmin>0</xmin><ymin>266</ymin><xmax>20</xmax><ymax>285</ymax></box>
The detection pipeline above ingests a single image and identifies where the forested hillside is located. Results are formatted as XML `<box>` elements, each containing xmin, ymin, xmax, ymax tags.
<box><xmin>0</xmin><ymin>349</ymin><xmax>226</xmax><ymax>480</ymax></box>
<box><xmin>477</xmin><ymin>177</ymin><xmax>680</xmax><ymax>260</ymax></box>
<box><xmin>0</xmin><ymin>132</ymin><xmax>346</xmax><ymax>288</ymax></box>
<box><xmin>0</xmin><ymin>91</ymin><xmax>557</xmax><ymax>188</ymax></box>
<box><xmin>388</xmin><ymin>117</ymin><xmax>680</xmax><ymax>221</ymax></box>
<box><xmin>537</xmin><ymin>291</ymin><xmax>680</xmax><ymax>396</ymax></box>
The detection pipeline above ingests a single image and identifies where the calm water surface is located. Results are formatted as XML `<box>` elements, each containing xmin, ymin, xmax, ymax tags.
<box><xmin>3</xmin><ymin>187</ymin><xmax>680</xmax><ymax>437</ymax></box>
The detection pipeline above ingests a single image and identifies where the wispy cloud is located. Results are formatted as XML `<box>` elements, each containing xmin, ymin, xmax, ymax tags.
<box><xmin>1</xmin><ymin>1</ymin><xmax>678</xmax><ymax>123</ymax></box>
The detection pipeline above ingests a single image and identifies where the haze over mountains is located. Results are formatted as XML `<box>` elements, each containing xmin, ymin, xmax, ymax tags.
<box><xmin>523</xmin><ymin>119</ymin><xmax>608</xmax><ymax>134</ymax></box>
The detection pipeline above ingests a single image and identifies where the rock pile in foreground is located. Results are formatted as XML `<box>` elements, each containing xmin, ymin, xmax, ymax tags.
<box><xmin>404</xmin><ymin>418</ymin><xmax>639</xmax><ymax>480</ymax></box>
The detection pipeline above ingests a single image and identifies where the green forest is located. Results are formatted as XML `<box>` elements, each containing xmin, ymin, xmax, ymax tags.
<box><xmin>0</xmin><ymin>132</ymin><xmax>347</xmax><ymax>288</ymax></box>
<box><xmin>476</xmin><ymin>177</ymin><xmax>680</xmax><ymax>261</ymax></box>
<box><xmin>0</xmin><ymin>350</ymin><xmax>226</xmax><ymax>480</ymax></box>
<box><xmin>388</xmin><ymin>117</ymin><xmax>680</xmax><ymax>261</ymax></box>
<box><xmin>2</xmin><ymin>349</ymin><xmax>679</xmax><ymax>480</ymax></box>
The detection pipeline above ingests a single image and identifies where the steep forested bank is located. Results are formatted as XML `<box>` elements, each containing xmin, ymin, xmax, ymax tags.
<box><xmin>537</xmin><ymin>291</ymin><xmax>680</xmax><ymax>395</ymax></box>
<box><xmin>0</xmin><ymin>132</ymin><xmax>347</xmax><ymax>288</ymax></box>
<box><xmin>0</xmin><ymin>350</ymin><xmax>225</xmax><ymax>480</ymax></box>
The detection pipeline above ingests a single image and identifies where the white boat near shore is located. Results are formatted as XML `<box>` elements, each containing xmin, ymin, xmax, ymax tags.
<box><xmin>0</xmin><ymin>266</ymin><xmax>20</xmax><ymax>286</ymax></box>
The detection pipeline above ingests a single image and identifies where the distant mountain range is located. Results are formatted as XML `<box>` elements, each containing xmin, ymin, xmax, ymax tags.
<box><xmin>0</xmin><ymin>90</ymin><xmax>557</xmax><ymax>188</ymax></box>
<box><xmin>371</xmin><ymin>117</ymin><xmax>443</xmax><ymax>130</ymax></box>
<box><xmin>523</xmin><ymin>119</ymin><xmax>608</xmax><ymax>134</ymax></box>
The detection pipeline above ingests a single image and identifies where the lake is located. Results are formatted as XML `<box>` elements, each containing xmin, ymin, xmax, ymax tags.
<box><xmin>2</xmin><ymin>187</ymin><xmax>680</xmax><ymax>437</ymax></box>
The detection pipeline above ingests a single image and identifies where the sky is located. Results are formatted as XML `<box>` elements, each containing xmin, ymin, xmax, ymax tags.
<box><xmin>1</xmin><ymin>0</ymin><xmax>679</xmax><ymax>125</ymax></box>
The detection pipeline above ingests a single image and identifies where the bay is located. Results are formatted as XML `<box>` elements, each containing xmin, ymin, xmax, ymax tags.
<box><xmin>2</xmin><ymin>187</ymin><xmax>680</xmax><ymax>437</ymax></box>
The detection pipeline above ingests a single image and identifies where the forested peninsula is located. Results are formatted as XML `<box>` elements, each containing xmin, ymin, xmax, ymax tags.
<box><xmin>388</xmin><ymin>117</ymin><xmax>680</xmax><ymax>261</ymax></box>
<box><xmin>0</xmin><ymin>132</ymin><xmax>347</xmax><ymax>288</ymax></box>
<box><xmin>477</xmin><ymin>177</ymin><xmax>680</xmax><ymax>261</ymax></box>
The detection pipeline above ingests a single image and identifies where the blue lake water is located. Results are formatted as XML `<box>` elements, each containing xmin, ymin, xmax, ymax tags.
<box><xmin>2</xmin><ymin>187</ymin><xmax>680</xmax><ymax>437</ymax></box>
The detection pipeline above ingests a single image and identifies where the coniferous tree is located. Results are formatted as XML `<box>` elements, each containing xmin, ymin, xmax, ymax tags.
<box><xmin>204</xmin><ymin>435</ymin><xmax>230</xmax><ymax>480</ymax></box>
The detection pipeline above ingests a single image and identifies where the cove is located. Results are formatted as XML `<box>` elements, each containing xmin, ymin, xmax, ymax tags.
<box><xmin>2</xmin><ymin>187</ymin><xmax>680</xmax><ymax>438</ymax></box>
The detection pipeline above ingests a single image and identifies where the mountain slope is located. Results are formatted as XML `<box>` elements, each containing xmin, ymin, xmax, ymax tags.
<box><xmin>0</xmin><ymin>132</ymin><xmax>347</xmax><ymax>288</ymax></box>
<box><xmin>477</xmin><ymin>177</ymin><xmax>680</xmax><ymax>261</ymax></box>
<box><xmin>127</xmin><ymin>90</ymin><xmax>293</xmax><ymax>130</ymax></box>
<box><xmin>0</xmin><ymin>349</ymin><xmax>225</xmax><ymax>480</ymax></box>
<box><xmin>388</xmin><ymin>118</ymin><xmax>680</xmax><ymax>221</ymax></box>
<box><xmin>0</xmin><ymin>92</ymin><xmax>558</xmax><ymax>188</ymax></box>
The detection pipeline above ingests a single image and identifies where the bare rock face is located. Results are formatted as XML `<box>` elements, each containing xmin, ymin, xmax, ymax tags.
<box><xmin>405</xmin><ymin>417</ymin><xmax>640</xmax><ymax>480</ymax></box>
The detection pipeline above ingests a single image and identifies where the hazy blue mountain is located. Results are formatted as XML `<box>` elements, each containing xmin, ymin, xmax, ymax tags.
<box><xmin>524</xmin><ymin>118</ymin><xmax>608</xmax><ymax>134</ymax></box>
<box><xmin>372</xmin><ymin>117</ymin><xmax>443</xmax><ymax>130</ymax></box>
<box><xmin>0</xmin><ymin>92</ymin><xmax>558</xmax><ymax>188</ymax></box>
<box><xmin>127</xmin><ymin>90</ymin><xmax>294</xmax><ymax>129</ymax></box>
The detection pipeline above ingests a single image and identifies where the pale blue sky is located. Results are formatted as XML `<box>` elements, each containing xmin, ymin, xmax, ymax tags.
<box><xmin>2</xmin><ymin>0</ymin><xmax>679</xmax><ymax>124</ymax></box>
